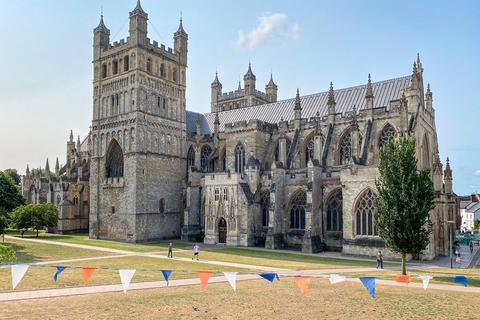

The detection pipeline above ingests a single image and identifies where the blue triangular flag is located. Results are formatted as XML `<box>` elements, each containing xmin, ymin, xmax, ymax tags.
<box><xmin>360</xmin><ymin>277</ymin><xmax>375</xmax><ymax>299</ymax></box>
<box><xmin>452</xmin><ymin>275</ymin><xmax>468</xmax><ymax>287</ymax></box>
<box><xmin>259</xmin><ymin>273</ymin><xmax>279</xmax><ymax>282</ymax></box>
<box><xmin>53</xmin><ymin>266</ymin><xmax>66</xmax><ymax>282</ymax></box>
<box><xmin>161</xmin><ymin>270</ymin><xmax>172</xmax><ymax>285</ymax></box>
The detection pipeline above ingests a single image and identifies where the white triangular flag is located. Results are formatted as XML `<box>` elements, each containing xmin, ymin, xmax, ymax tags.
<box><xmin>419</xmin><ymin>275</ymin><xmax>432</xmax><ymax>290</ymax></box>
<box><xmin>329</xmin><ymin>274</ymin><xmax>346</xmax><ymax>284</ymax></box>
<box><xmin>223</xmin><ymin>272</ymin><xmax>237</xmax><ymax>291</ymax></box>
<box><xmin>119</xmin><ymin>269</ymin><xmax>136</xmax><ymax>293</ymax></box>
<box><xmin>11</xmin><ymin>264</ymin><xmax>29</xmax><ymax>290</ymax></box>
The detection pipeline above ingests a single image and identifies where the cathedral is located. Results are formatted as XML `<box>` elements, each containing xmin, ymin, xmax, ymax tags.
<box><xmin>22</xmin><ymin>1</ymin><xmax>458</xmax><ymax>260</ymax></box>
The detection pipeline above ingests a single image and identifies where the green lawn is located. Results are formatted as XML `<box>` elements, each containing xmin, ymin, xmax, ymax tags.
<box><xmin>1</xmin><ymin>238</ymin><xmax>108</xmax><ymax>263</ymax></box>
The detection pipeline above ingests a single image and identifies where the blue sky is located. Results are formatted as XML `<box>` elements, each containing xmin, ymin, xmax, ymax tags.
<box><xmin>0</xmin><ymin>0</ymin><xmax>478</xmax><ymax>195</ymax></box>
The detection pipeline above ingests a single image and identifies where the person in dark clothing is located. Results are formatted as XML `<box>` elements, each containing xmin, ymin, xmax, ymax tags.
<box><xmin>168</xmin><ymin>243</ymin><xmax>173</xmax><ymax>258</ymax></box>
<box><xmin>470</xmin><ymin>241</ymin><xmax>474</xmax><ymax>255</ymax></box>
<box><xmin>376</xmin><ymin>251</ymin><xmax>384</xmax><ymax>269</ymax></box>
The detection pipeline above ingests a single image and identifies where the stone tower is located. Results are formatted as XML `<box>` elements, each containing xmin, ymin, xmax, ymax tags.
<box><xmin>89</xmin><ymin>1</ymin><xmax>188</xmax><ymax>242</ymax></box>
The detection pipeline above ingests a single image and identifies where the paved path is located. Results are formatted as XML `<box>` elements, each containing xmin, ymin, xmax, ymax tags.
<box><xmin>1</xmin><ymin>267</ymin><xmax>478</xmax><ymax>302</ymax></box>
<box><xmin>4</xmin><ymin>235</ymin><xmax>287</xmax><ymax>271</ymax></box>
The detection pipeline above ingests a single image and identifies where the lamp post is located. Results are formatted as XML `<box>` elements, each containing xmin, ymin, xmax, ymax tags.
<box><xmin>447</xmin><ymin>220</ymin><xmax>455</xmax><ymax>269</ymax></box>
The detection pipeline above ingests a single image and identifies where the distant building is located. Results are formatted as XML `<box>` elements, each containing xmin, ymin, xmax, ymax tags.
<box><xmin>22</xmin><ymin>131</ymin><xmax>90</xmax><ymax>233</ymax></box>
<box><xmin>459</xmin><ymin>194</ymin><xmax>480</xmax><ymax>232</ymax></box>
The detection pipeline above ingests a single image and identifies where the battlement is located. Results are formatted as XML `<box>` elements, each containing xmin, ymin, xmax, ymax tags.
<box><xmin>225</xmin><ymin>119</ymin><xmax>276</xmax><ymax>133</ymax></box>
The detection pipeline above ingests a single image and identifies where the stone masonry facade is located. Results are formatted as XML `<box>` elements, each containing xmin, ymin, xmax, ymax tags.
<box><xmin>22</xmin><ymin>1</ymin><xmax>457</xmax><ymax>260</ymax></box>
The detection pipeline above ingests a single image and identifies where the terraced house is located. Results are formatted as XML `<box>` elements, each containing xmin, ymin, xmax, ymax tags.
<box><xmin>23</xmin><ymin>1</ymin><xmax>457</xmax><ymax>260</ymax></box>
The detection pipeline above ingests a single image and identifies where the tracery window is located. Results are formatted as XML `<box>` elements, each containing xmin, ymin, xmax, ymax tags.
<box><xmin>355</xmin><ymin>189</ymin><xmax>377</xmax><ymax>236</ymax></box>
<box><xmin>290</xmin><ymin>191</ymin><xmax>306</xmax><ymax>229</ymax></box>
<box><xmin>339</xmin><ymin>133</ymin><xmax>352</xmax><ymax>165</ymax></box>
<box><xmin>187</xmin><ymin>146</ymin><xmax>195</xmax><ymax>168</ymax></box>
<box><xmin>201</xmin><ymin>145</ymin><xmax>214</xmax><ymax>172</ymax></box>
<box><xmin>326</xmin><ymin>190</ymin><xmax>343</xmax><ymax>231</ymax></box>
<box><xmin>235</xmin><ymin>143</ymin><xmax>245</xmax><ymax>174</ymax></box>
<box><xmin>305</xmin><ymin>137</ymin><xmax>315</xmax><ymax>164</ymax></box>
<box><xmin>261</xmin><ymin>192</ymin><xmax>270</xmax><ymax>227</ymax></box>
<box><xmin>124</xmin><ymin>56</ymin><xmax>129</xmax><ymax>71</ymax></box>
<box><xmin>378</xmin><ymin>124</ymin><xmax>396</xmax><ymax>148</ymax></box>
<box><xmin>146</xmin><ymin>58</ymin><xmax>152</xmax><ymax>73</ymax></box>
<box><xmin>106</xmin><ymin>139</ymin><xmax>124</xmax><ymax>178</ymax></box>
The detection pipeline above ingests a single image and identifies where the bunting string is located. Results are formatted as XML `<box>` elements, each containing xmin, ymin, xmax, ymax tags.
<box><xmin>2</xmin><ymin>263</ymin><xmax>473</xmax><ymax>298</ymax></box>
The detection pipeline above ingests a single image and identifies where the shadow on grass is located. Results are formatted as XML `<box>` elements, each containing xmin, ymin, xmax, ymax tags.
<box><xmin>1</xmin><ymin>242</ymin><xmax>42</xmax><ymax>264</ymax></box>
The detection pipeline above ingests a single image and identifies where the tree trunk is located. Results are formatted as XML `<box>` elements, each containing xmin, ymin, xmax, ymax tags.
<box><xmin>36</xmin><ymin>229</ymin><xmax>39</xmax><ymax>237</ymax></box>
<box><xmin>21</xmin><ymin>230</ymin><xmax>25</xmax><ymax>238</ymax></box>
<box><xmin>401</xmin><ymin>252</ymin><xmax>407</xmax><ymax>275</ymax></box>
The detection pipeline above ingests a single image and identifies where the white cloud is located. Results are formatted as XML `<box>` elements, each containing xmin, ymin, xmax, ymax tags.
<box><xmin>235</xmin><ymin>13</ymin><xmax>300</xmax><ymax>50</ymax></box>
<box><xmin>474</xmin><ymin>170</ymin><xmax>480</xmax><ymax>176</ymax></box>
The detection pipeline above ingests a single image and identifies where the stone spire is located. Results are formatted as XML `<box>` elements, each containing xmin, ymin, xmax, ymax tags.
<box><xmin>45</xmin><ymin>158</ymin><xmax>50</xmax><ymax>178</ymax></box>
<box><xmin>77</xmin><ymin>135</ymin><xmax>81</xmax><ymax>150</ymax></box>
<box><xmin>26</xmin><ymin>164</ymin><xmax>30</xmax><ymax>176</ymax></box>
<box><xmin>351</xmin><ymin>105</ymin><xmax>359</xmax><ymax>129</ymax></box>
<box><xmin>365</xmin><ymin>74</ymin><xmax>374</xmax><ymax>99</ymax></box>
<box><xmin>244</xmin><ymin>62</ymin><xmax>256</xmax><ymax>81</ymax></box>
<box><xmin>294</xmin><ymin>88</ymin><xmax>302</xmax><ymax>121</ymax></box>
<box><xmin>69</xmin><ymin>130</ymin><xmax>74</xmax><ymax>142</ymax></box>
<box><xmin>94</xmin><ymin>13</ymin><xmax>110</xmax><ymax>33</ymax></box>
<box><xmin>130</xmin><ymin>0</ymin><xmax>148</xmax><ymax>18</ymax></box>
<box><xmin>55</xmin><ymin>157</ymin><xmax>60</xmax><ymax>173</ymax></box>
<box><xmin>211</xmin><ymin>72</ymin><xmax>221</xmax><ymax>86</ymax></box>
<box><xmin>444</xmin><ymin>157</ymin><xmax>453</xmax><ymax>194</ymax></box>
<box><xmin>237</xmin><ymin>80</ymin><xmax>242</xmax><ymax>91</ymax></box>
<box><xmin>327</xmin><ymin>82</ymin><xmax>336</xmax><ymax>114</ymax></box>
<box><xmin>416</xmin><ymin>53</ymin><xmax>423</xmax><ymax>74</ymax></box>
<box><xmin>265</xmin><ymin>73</ymin><xmax>278</xmax><ymax>102</ymax></box>
<box><xmin>267</xmin><ymin>73</ymin><xmax>276</xmax><ymax>87</ymax></box>
<box><xmin>174</xmin><ymin>15</ymin><xmax>187</xmax><ymax>37</ymax></box>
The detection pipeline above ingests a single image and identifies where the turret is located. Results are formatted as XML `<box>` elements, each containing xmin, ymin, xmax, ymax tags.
<box><xmin>55</xmin><ymin>157</ymin><xmax>60</xmax><ymax>176</ymax></box>
<box><xmin>174</xmin><ymin>16</ymin><xmax>188</xmax><ymax>66</ymax></box>
<box><xmin>444</xmin><ymin>157</ymin><xmax>453</xmax><ymax>194</ymax></box>
<box><xmin>425</xmin><ymin>83</ymin><xmax>433</xmax><ymax>112</ymax></box>
<box><xmin>265</xmin><ymin>73</ymin><xmax>278</xmax><ymax>102</ymax></box>
<box><xmin>93</xmin><ymin>14</ymin><xmax>110</xmax><ymax>60</ymax></box>
<box><xmin>210</xmin><ymin>72</ymin><xmax>222</xmax><ymax>112</ymax></box>
<box><xmin>293</xmin><ymin>88</ymin><xmax>302</xmax><ymax>129</ymax></box>
<box><xmin>45</xmin><ymin>158</ymin><xmax>50</xmax><ymax>178</ymax></box>
<box><xmin>365</xmin><ymin>74</ymin><xmax>374</xmax><ymax>109</ymax></box>
<box><xmin>327</xmin><ymin>82</ymin><xmax>336</xmax><ymax>115</ymax></box>
<box><xmin>129</xmin><ymin>0</ymin><xmax>148</xmax><ymax>45</ymax></box>
<box><xmin>432</xmin><ymin>153</ymin><xmax>443</xmax><ymax>192</ymax></box>
<box><xmin>66</xmin><ymin>130</ymin><xmax>75</xmax><ymax>167</ymax></box>
<box><xmin>243</xmin><ymin>63</ymin><xmax>256</xmax><ymax>96</ymax></box>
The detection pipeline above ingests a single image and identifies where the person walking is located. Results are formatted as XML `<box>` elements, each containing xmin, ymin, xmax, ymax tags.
<box><xmin>192</xmin><ymin>244</ymin><xmax>199</xmax><ymax>260</ymax></box>
<box><xmin>168</xmin><ymin>242</ymin><xmax>173</xmax><ymax>258</ymax></box>
<box><xmin>376</xmin><ymin>251</ymin><xmax>384</xmax><ymax>269</ymax></box>
<box><xmin>470</xmin><ymin>241</ymin><xmax>474</xmax><ymax>255</ymax></box>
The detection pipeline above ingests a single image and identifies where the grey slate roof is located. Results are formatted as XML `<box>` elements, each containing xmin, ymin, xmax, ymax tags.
<box><xmin>186</xmin><ymin>75</ymin><xmax>411</xmax><ymax>134</ymax></box>
<box><xmin>186</xmin><ymin>111</ymin><xmax>211</xmax><ymax>135</ymax></box>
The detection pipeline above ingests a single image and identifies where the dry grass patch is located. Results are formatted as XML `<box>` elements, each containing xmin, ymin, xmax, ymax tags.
<box><xmin>0</xmin><ymin>255</ymin><xmax>251</xmax><ymax>292</ymax></box>
<box><xmin>2</xmin><ymin>278</ymin><xmax>478</xmax><ymax>320</ymax></box>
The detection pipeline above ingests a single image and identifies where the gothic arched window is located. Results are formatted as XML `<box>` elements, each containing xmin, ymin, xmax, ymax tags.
<box><xmin>124</xmin><ymin>56</ymin><xmax>129</xmax><ymax>72</ymax></box>
<box><xmin>261</xmin><ymin>192</ymin><xmax>270</xmax><ymax>227</ymax></box>
<box><xmin>235</xmin><ymin>143</ymin><xmax>245</xmax><ymax>173</ymax></box>
<box><xmin>305</xmin><ymin>137</ymin><xmax>315</xmax><ymax>165</ymax></box>
<box><xmin>160</xmin><ymin>64</ymin><xmax>165</xmax><ymax>78</ymax></box>
<box><xmin>379</xmin><ymin>123</ymin><xmax>396</xmax><ymax>148</ymax></box>
<box><xmin>187</xmin><ymin>146</ymin><xmax>195</xmax><ymax>168</ymax></box>
<box><xmin>201</xmin><ymin>145</ymin><xmax>214</xmax><ymax>172</ymax></box>
<box><xmin>422</xmin><ymin>134</ymin><xmax>430</xmax><ymax>169</ymax></box>
<box><xmin>146</xmin><ymin>58</ymin><xmax>152</xmax><ymax>73</ymax></box>
<box><xmin>339</xmin><ymin>133</ymin><xmax>352</xmax><ymax>165</ymax></box>
<box><xmin>355</xmin><ymin>189</ymin><xmax>377</xmax><ymax>236</ymax></box>
<box><xmin>112</xmin><ymin>60</ymin><xmax>118</xmax><ymax>75</ymax></box>
<box><xmin>290</xmin><ymin>191</ymin><xmax>306</xmax><ymax>229</ymax></box>
<box><xmin>101</xmin><ymin>63</ymin><xmax>107</xmax><ymax>78</ymax></box>
<box><xmin>326</xmin><ymin>190</ymin><xmax>343</xmax><ymax>231</ymax></box>
<box><xmin>106</xmin><ymin>139</ymin><xmax>124</xmax><ymax>178</ymax></box>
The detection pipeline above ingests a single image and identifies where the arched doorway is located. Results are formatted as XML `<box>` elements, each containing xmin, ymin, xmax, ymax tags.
<box><xmin>218</xmin><ymin>218</ymin><xmax>227</xmax><ymax>244</ymax></box>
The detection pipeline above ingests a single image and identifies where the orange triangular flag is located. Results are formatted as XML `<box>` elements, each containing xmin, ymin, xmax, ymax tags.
<box><xmin>294</xmin><ymin>276</ymin><xmax>311</xmax><ymax>298</ymax></box>
<box><xmin>394</xmin><ymin>275</ymin><xmax>411</xmax><ymax>284</ymax></box>
<box><xmin>82</xmin><ymin>267</ymin><xmax>96</xmax><ymax>285</ymax></box>
<box><xmin>198</xmin><ymin>271</ymin><xmax>212</xmax><ymax>289</ymax></box>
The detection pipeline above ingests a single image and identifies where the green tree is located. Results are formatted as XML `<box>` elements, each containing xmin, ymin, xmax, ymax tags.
<box><xmin>474</xmin><ymin>219</ymin><xmax>480</xmax><ymax>230</ymax></box>
<box><xmin>3</xmin><ymin>169</ymin><xmax>21</xmax><ymax>185</ymax></box>
<box><xmin>375</xmin><ymin>135</ymin><xmax>435</xmax><ymax>275</ymax></box>
<box><xmin>0</xmin><ymin>172</ymin><xmax>25</xmax><ymax>213</ymax></box>
<box><xmin>0</xmin><ymin>244</ymin><xmax>15</xmax><ymax>263</ymax></box>
<box><xmin>10</xmin><ymin>203</ymin><xmax>58</xmax><ymax>237</ymax></box>
<box><xmin>0</xmin><ymin>208</ymin><xmax>9</xmax><ymax>243</ymax></box>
